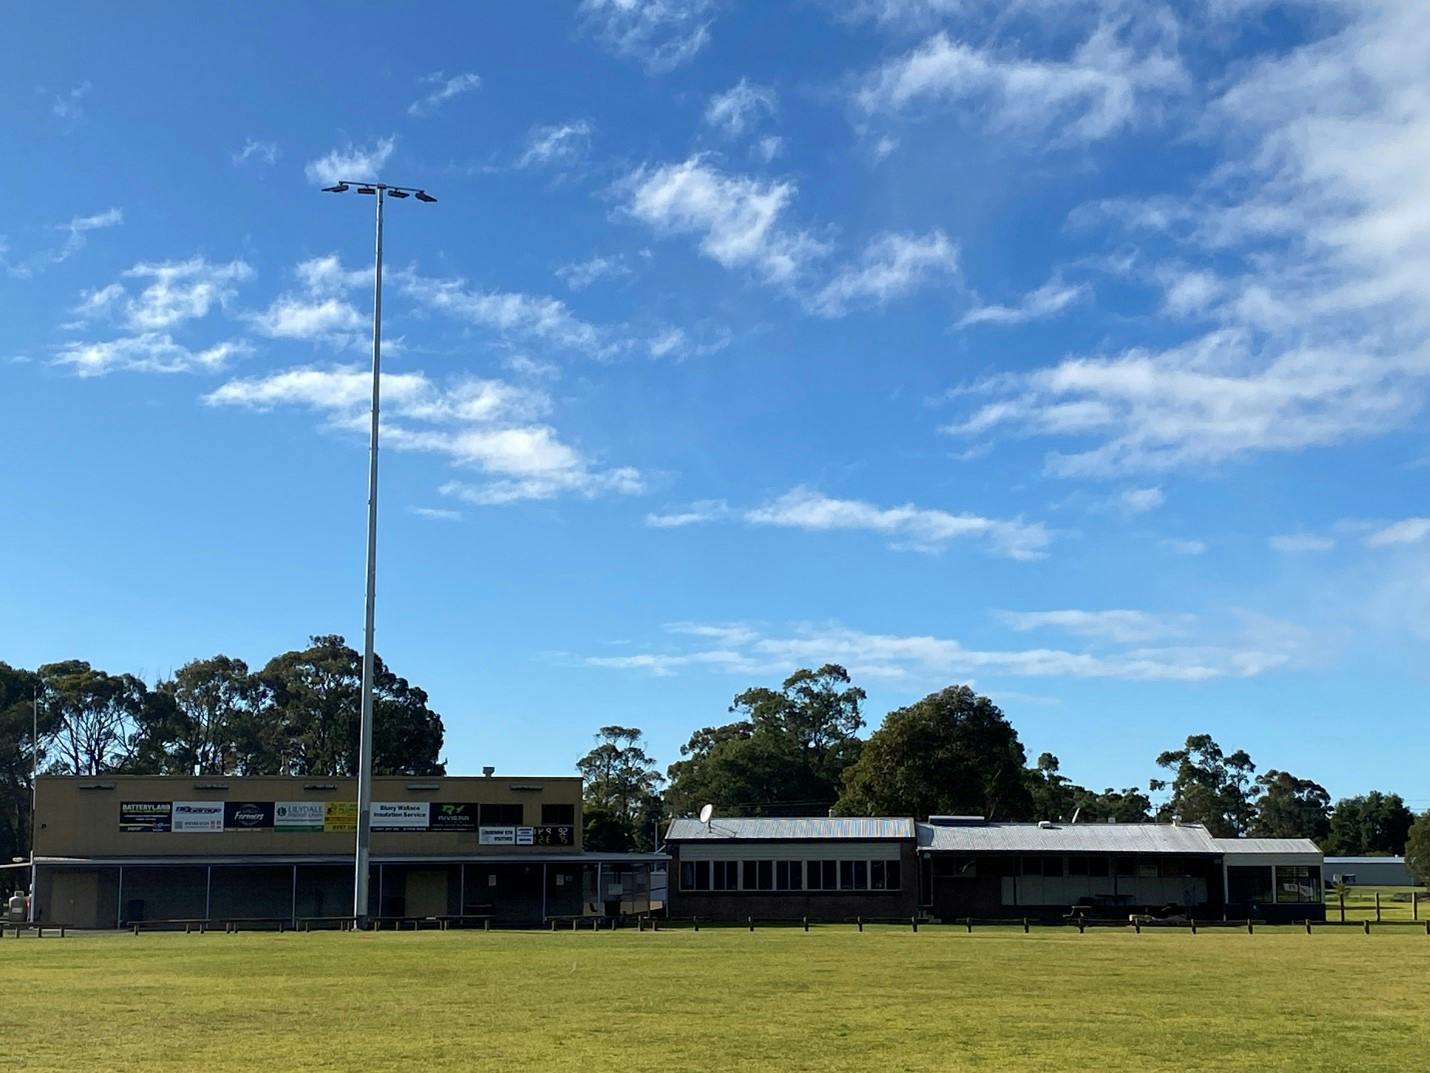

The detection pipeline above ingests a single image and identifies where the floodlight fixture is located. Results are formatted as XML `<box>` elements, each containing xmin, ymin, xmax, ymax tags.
<box><xmin>414</xmin><ymin>190</ymin><xmax>437</xmax><ymax>203</ymax></box>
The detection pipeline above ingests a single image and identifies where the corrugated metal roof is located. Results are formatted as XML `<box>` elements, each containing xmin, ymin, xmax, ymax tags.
<box><xmin>1324</xmin><ymin>856</ymin><xmax>1406</xmax><ymax>864</ymax></box>
<box><xmin>1211</xmin><ymin>837</ymin><xmax>1322</xmax><ymax>855</ymax></box>
<box><xmin>917</xmin><ymin>821</ymin><xmax>1222</xmax><ymax>854</ymax></box>
<box><xmin>664</xmin><ymin>817</ymin><xmax>916</xmax><ymax>841</ymax></box>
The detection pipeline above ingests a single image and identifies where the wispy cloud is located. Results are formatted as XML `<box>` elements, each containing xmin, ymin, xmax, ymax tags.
<box><xmin>1269</xmin><ymin>533</ymin><xmax>1336</xmax><ymax>554</ymax></box>
<box><xmin>1365</xmin><ymin>518</ymin><xmax>1430</xmax><ymax>548</ymax></box>
<box><xmin>855</xmin><ymin>25</ymin><xmax>1184</xmax><ymax>143</ymax></box>
<box><xmin>408</xmin><ymin>72</ymin><xmax>482</xmax><ymax>117</ymax></box>
<box><xmin>995</xmin><ymin>608</ymin><xmax>1195</xmax><ymax>644</ymax></box>
<box><xmin>304</xmin><ymin>136</ymin><xmax>396</xmax><ymax>186</ymax></box>
<box><xmin>232</xmin><ymin>139</ymin><xmax>278</xmax><ymax>167</ymax></box>
<box><xmin>958</xmin><ymin>276</ymin><xmax>1089</xmax><ymax>328</ymax></box>
<box><xmin>53</xmin><ymin>81</ymin><xmax>91</xmax><ymax>122</ymax></box>
<box><xmin>205</xmin><ymin>364</ymin><xmax>642</xmax><ymax>505</ymax></box>
<box><xmin>808</xmin><ymin>230</ymin><xmax>958</xmax><ymax>317</ymax></box>
<box><xmin>408</xmin><ymin>506</ymin><xmax>463</xmax><ymax>522</ymax></box>
<box><xmin>705</xmin><ymin>79</ymin><xmax>776</xmax><ymax>136</ymax></box>
<box><xmin>649</xmin><ymin>487</ymin><xmax>1051</xmax><ymax>559</ymax></box>
<box><xmin>3</xmin><ymin>208</ymin><xmax>123</xmax><ymax>278</ymax></box>
<box><xmin>579</xmin><ymin>0</ymin><xmax>716</xmax><ymax>74</ymax></box>
<box><xmin>556</xmin><ymin>254</ymin><xmax>632</xmax><ymax>291</ymax></box>
<box><xmin>581</xmin><ymin>617</ymin><xmax>1300</xmax><ymax>682</ymax></box>
<box><xmin>246</xmin><ymin>255</ymin><xmax>366</xmax><ymax>342</ymax></box>
<box><xmin>1160</xmin><ymin>538</ymin><xmax>1207</xmax><ymax>556</ymax></box>
<box><xmin>1118</xmin><ymin>486</ymin><xmax>1163</xmax><ymax>515</ymax></box>
<box><xmin>517</xmin><ymin>120</ymin><xmax>593</xmax><ymax>169</ymax></box>
<box><xmin>54</xmin><ymin>334</ymin><xmax>250</xmax><ymax>377</ymax></box>
<box><xmin>621</xmin><ymin>155</ymin><xmax>824</xmax><ymax>285</ymax></box>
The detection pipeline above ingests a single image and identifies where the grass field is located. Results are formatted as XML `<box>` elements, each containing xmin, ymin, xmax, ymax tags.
<box><xmin>1326</xmin><ymin>884</ymin><xmax>1427</xmax><ymax>921</ymax></box>
<box><xmin>5</xmin><ymin>926</ymin><xmax>1428</xmax><ymax>1072</ymax></box>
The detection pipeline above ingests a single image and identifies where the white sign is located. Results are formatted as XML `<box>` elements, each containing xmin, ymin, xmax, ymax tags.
<box><xmin>516</xmin><ymin>826</ymin><xmax>535</xmax><ymax>846</ymax></box>
<box><xmin>172</xmin><ymin>801</ymin><xmax>224</xmax><ymax>833</ymax></box>
<box><xmin>275</xmin><ymin>802</ymin><xmax>325</xmax><ymax>832</ymax></box>
<box><xmin>372</xmin><ymin>802</ymin><xmax>430</xmax><ymax>830</ymax></box>
<box><xmin>479</xmin><ymin>826</ymin><xmax>516</xmax><ymax>845</ymax></box>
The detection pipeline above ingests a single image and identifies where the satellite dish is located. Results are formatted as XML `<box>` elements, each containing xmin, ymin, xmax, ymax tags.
<box><xmin>698</xmin><ymin>803</ymin><xmax>714</xmax><ymax>826</ymax></box>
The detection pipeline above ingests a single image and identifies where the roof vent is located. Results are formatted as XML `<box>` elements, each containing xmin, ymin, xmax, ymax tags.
<box><xmin>1038</xmin><ymin>820</ymin><xmax>1057</xmax><ymax>829</ymax></box>
<box><xmin>927</xmin><ymin>815</ymin><xmax>986</xmax><ymax>827</ymax></box>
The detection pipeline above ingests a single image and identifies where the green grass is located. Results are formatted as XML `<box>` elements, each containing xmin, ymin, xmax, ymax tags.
<box><xmin>5</xmin><ymin>926</ymin><xmax>1429</xmax><ymax>1072</ymax></box>
<box><xmin>1325</xmin><ymin>884</ymin><xmax>1428</xmax><ymax>922</ymax></box>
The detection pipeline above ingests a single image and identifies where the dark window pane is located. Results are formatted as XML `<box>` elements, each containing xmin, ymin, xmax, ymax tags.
<box><xmin>886</xmin><ymin>860</ymin><xmax>901</xmax><ymax>890</ymax></box>
<box><xmin>696</xmin><ymin>861</ymin><xmax>710</xmax><ymax>890</ymax></box>
<box><xmin>840</xmin><ymin>860</ymin><xmax>855</xmax><ymax>890</ymax></box>
<box><xmin>1067</xmin><ymin>857</ymin><xmax>1089</xmax><ymax>877</ymax></box>
<box><xmin>742</xmin><ymin>861</ymin><xmax>758</xmax><ymax>890</ymax></box>
<box><xmin>481</xmin><ymin>803</ymin><xmax>524</xmax><ymax>826</ymax></box>
<box><xmin>788</xmin><ymin>861</ymin><xmax>803</xmax><ymax>891</ymax></box>
<box><xmin>681</xmin><ymin>862</ymin><xmax>696</xmax><ymax>890</ymax></box>
<box><xmin>1087</xmin><ymin>857</ymin><xmax>1110</xmax><ymax>878</ymax></box>
<box><xmin>541</xmin><ymin>803</ymin><xmax>576</xmax><ymax>826</ymax></box>
<box><xmin>853</xmin><ymin>861</ymin><xmax>868</xmax><ymax>890</ymax></box>
<box><xmin>823</xmin><ymin>861</ymin><xmax>837</xmax><ymax>890</ymax></box>
<box><xmin>758</xmin><ymin>860</ymin><xmax>773</xmax><ymax>891</ymax></box>
<box><xmin>871</xmin><ymin>860</ymin><xmax>886</xmax><ymax>890</ymax></box>
<box><xmin>1116</xmin><ymin>857</ymin><xmax>1137</xmax><ymax>877</ymax></box>
<box><xmin>1043</xmin><ymin>856</ymin><xmax>1064</xmax><ymax>877</ymax></box>
<box><xmin>1022</xmin><ymin>856</ymin><xmax>1043</xmax><ymax>877</ymax></box>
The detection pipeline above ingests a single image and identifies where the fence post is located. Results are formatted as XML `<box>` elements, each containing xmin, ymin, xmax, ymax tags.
<box><xmin>966</xmin><ymin>917</ymin><xmax>973</xmax><ymax>934</ymax></box>
<box><xmin>803</xmin><ymin>916</ymin><xmax>809</xmax><ymax>933</ymax></box>
<box><xmin>1305</xmin><ymin>920</ymin><xmax>1312</xmax><ymax>935</ymax></box>
<box><xmin>1339</xmin><ymin>888</ymin><xmax>1345</xmax><ymax>924</ymax></box>
<box><xmin>910</xmin><ymin>916</ymin><xmax>918</xmax><ymax>933</ymax></box>
<box><xmin>1135</xmin><ymin>920</ymin><xmax>1141</xmax><ymax>934</ymax></box>
<box><xmin>857</xmin><ymin>916</ymin><xmax>864</xmax><ymax>933</ymax></box>
<box><xmin>748</xmin><ymin>916</ymin><xmax>754</xmax><ymax>932</ymax></box>
<box><xmin>652</xmin><ymin>917</ymin><xmax>659</xmax><ymax>932</ymax></box>
<box><xmin>1413</xmin><ymin>892</ymin><xmax>1418</xmax><ymax>921</ymax></box>
<box><xmin>1190</xmin><ymin>919</ymin><xmax>1197</xmax><ymax>935</ymax></box>
<box><xmin>1375</xmin><ymin>892</ymin><xmax>1381</xmax><ymax>923</ymax></box>
<box><xmin>1247</xmin><ymin>919</ymin><xmax>1253</xmax><ymax>935</ymax></box>
<box><xmin>1363</xmin><ymin>920</ymin><xmax>1371</xmax><ymax>935</ymax></box>
<box><xmin>693</xmin><ymin>916</ymin><xmax>699</xmax><ymax>932</ymax></box>
<box><xmin>1077</xmin><ymin>918</ymin><xmax>1085</xmax><ymax>935</ymax></box>
<box><xmin>1023</xmin><ymin>917</ymin><xmax>1029</xmax><ymax>934</ymax></box>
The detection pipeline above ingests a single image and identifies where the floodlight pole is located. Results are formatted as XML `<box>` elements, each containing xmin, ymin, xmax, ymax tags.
<box><xmin>29</xmin><ymin>684</ymin><xmax>38</xmax><ymax>923</ymax></box>
<box><xmin>322</xmin><ymin>180</ymin><xmax>436</xmax><ymax>930</ymax></box>
<box><xmin>353</xmin><ymin>184</ymin><xmax>384</xmax><ymax>930</ymax></box>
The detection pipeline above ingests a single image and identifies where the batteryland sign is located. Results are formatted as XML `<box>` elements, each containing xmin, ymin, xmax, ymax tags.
<box><xmin>371</xmin><ymin>801</ymin><xmax>430</xmax><ymax>831</ymax></box>
<box><xmin>224</xmin><ymin>801</ymin><xmax>275</xmax><ymax>830</ymax></box>
<box><xmin>120</xmin><ymin>802</ymin><xmax>172</xmax><ymax>833</ymax></box>
<box><xmin>171</xmin><ymin>800</ymin><xmax>225</xmax><ymax>833</ymax></box>
<box><xmin>275</xmin><ymin>801</ymin><xmax>326</xmax><ymax>832</ymax></box>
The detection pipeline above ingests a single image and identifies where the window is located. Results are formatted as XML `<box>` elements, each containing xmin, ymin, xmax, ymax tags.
<box><xmin>1275</xmin><ymin>865</ymin><xmax>1321</xmax><ymax>904</ymax></box>
<box><xmin>1021</xmin><ymin>857</ymin><xmax>1043</xmax><ymax>877</ymax></box>
<box><xmin>1159</xmin><ymin>857</ymin><xmax>1190</xmax><ymax>878</ymax></box>
<box><xmin>885</xmin><ymin>860</ymin><xmax>901</xmax><ymax>891</ymax></box>
<box><xmin>1227</xmin><ymin>865</ymin><xmax>1272</xmax><ymax>905</ymax></box>
<box><xmin>775</xmin><ymin>860</ymin><xmax>803</xmax><ymax>891</ymax></box>
<box><xmin>807</xmin><ymin>860</ymin><xmax>837</xmax><ymax>890</ymax></box>
<box><xmin>853</xmin><ymin>861</ymin><xmax>868</xmax><ymax>889</ymax></box>
<box><xmin>681</xmin><ymin>860</ymin><xmax>712</xmax><ymax>891</ymax></box>
<box><xmin>541</xmin><ymin>803</ymin><xmax>575</xmax><ymax>825</ymax></box>
<box><xmin>755</xmin><ymin>860</ymin><xmax>774</xmax><ymax>891</ymax></box>
<box><xmin>481</xmin><ymin>803</ymin><xmax>523</xmax><ymax>826</ymax></box>
<box><xmin>1086</xmin><ymin>857</ymin><xmax>1110</xmax><ymax>878</ymax></box>
<box><xmin>1067</xmin><ymin>857</ymin><xmax>1089</xmax><ymax>877</ymax></box>
<box><xmin>1116</xmin><ymin>857</ymin><xmax>1137</xmax><ymax>877</ymax></box>
<box><xmin>742</xmin><ymin>861</ymin><xmax>758</xmax><ymax>890</ymax></box>
<box><xmin>1042</xmin><ymin>857</ymin><xmax>1064</xmax><ymax>878</ymax></box>
<box><xmin>840</xmin><ymin>860</ymin><xmax>855</xmax><ymax>890</ymax></box>
<box><xmin>712</xmin><ymin>861</ymin><xmax>738</xmax><ymax>891</ymax></box>
<box><xmin>871</xmin><ymin>860</ymin><xmax>886</xmax><ymax>890</ymax></box>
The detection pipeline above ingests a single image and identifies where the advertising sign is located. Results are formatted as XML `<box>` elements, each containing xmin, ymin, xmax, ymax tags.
<box><xmin>371</xmin><ymin>801</ymin><xmax>430</xmax><ymax>831</ymax></box>
<box><xmin>478</xmin><ymin>826</ymin><xmax>516</xmax><ymax>846</ymax></box>
<box><xmin>516</xmin><ymin>826</ymin><xmax>535</xmax><ymax>846</ymax></box>
<box><xmin>428</xmin><ymin>803</ymin><xmax>479</xmax><ymax>833</ymax></box>
<box><xmin>172</xmin><ymin>800</ymin><xmax>225</xmax><ymax>833</ymax></box>
<box><xmin>275</xmin><ymin>801</ymin><xmax>326</xmax><ymax>832</ymax></box>
<box><xmin>120</xmin><ymin>801</ymin><xmax>172</xmax><ymax>833</ymax></box>
<box><xmin>324</xmin><ymin>801</ymin><xmax>358</xmax><ymax>833</ymax></box>
<box><xmin>224</xmin><ymin>801</ymin><xmax>275</xmax><ymax>831</ymax></box>
<box><xmin>535</xmin><ymin>824</ymin><xmax>575</xmax><ymax>847</ymax></box>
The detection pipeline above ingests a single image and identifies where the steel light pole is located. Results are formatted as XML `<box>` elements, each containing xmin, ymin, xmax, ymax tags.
<box><xmin>322</xmin><ymin>180</ymin><xmax>437</xmax><ymax>928</ymax></box>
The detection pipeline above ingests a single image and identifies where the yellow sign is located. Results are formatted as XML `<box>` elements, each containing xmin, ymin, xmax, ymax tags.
<box><xmin>324</xmin><ymin>801</ymin><xmax>358</xmax><ymax>832</ymax></box>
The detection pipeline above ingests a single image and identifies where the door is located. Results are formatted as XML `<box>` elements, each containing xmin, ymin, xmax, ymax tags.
<box><xmin>51</xmin><ymin>871</ymin><xmax>101</xmax><ymax>928</ymax></box>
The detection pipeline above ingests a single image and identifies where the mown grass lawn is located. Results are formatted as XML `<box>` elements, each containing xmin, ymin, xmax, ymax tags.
<box><xmin>5</xmin><ymin>925</ymin><xmax>1427</xmax><ymax>1072</ymax></box>
<box><xmin>1326</xmin><ymin>884</ymin><xmax>1427</xmax><ymax>922</ymax></box>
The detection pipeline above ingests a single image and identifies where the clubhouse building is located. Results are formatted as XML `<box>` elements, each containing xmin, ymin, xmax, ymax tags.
<box><xmin>664</xmin><ymin>814</ymin><xmax>1325</xmax><ymax>923</ymax></box>
<box><xmin>30</xmin><ymin>774</ymin><xmax>662</xmax><ymax>928</ymax></box>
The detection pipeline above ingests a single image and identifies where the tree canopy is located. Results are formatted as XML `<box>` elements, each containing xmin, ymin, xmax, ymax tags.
<box><xmin>1149</xmin><ymin>734</ymin><xmax>1257</xmax><ymax>837</ymax></box>
<box><xmin>1324</xmin><ymin>791</ymin><xmax>1415</xmax><ymax>856</ymax></box>
<box><xmin>1405</xmin><ymin>812</ymin><xmax>1430</xmax><ymax>887</ymax></box>
<box><xmin>1250</xmin><ymin>769</ymin><xmax>1331</xmax><ymax>842</ymax></box>
<box><xmin>577</xmin><ymin>725</ymin><xmax>663</xmax><ymax>851</ymax></box>
<box><xmin>665</xmin><ymin>665</ymin><xmax>864</xmax><ymax>817</ymax></box>
<box><xmin>835</xmin><ymin>685</ymin><xmax>1031</xmax><ymax>820</ymax></box>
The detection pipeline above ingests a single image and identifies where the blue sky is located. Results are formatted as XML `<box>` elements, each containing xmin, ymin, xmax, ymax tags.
<box><xmin>3</xmin><ymin>1</ymin><xmax>1427</xmax><ymax>807</ymax></box>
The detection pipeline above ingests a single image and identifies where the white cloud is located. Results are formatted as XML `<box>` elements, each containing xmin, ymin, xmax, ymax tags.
<box><xmin>232</xmin><ymin>139</ymin><xmax>278</xmax><ymax>167</ymax></box>
<box><xmin>855</xmin><ymin>25</ymin><xmax>1184</xmax><ymax>143</ymax></box>
<box><xmin>579</xmin><ymin>0</ymin><xmax>716</xmax><ymax>73</ymax></box>
<box><xmin>304</xmin><ymin>137</ymin><xmax>396</xmax><ymax>186</ymax></box>
<box><xmin>205</xmin><ymin>365</ymin><xmax>639</xmax><ymax>505</ymax></box>
<box><xmin>1365</xmin><ymin>518</ymin><xmax>1430</xmax><ymax>548</ymax></box>
<box><xmin>3</xmin><ymin>208</ymin><xmax>122</xmax><ymax>277</ymax></box>
<box><xmin>705</xmin><ymin>80</ymin><xmax>776</xmax><ymax>136</ymax></box>
<box><xmin>408</xmin><ymin>506</ymin><xmax>463</xmax><ymax>522</ymax></box>
<box><xmin>1118</xmin><ymin>486</ymin><xmax>1163</xmax><ymax>514</ymax></box>
<box><xmin>582</xmin><ymin>618</ymin><xmax>1300</xmax><ymax>683</ymax></box>
<box><xmin>645</xmin><ymin>500</ymin><xmax>731</xmax><ymax>527</ymax></box>
<box><xmin>744</xmin><ymin>487</ymin><xmax>1051</xmax><ymax>559</ymax></box>
<box><xmin>53</xmin><ymin>81</ymin><xmax>90</xmax><ymax>122</ymax></box>
<box><xmin>408</xmin><ymin>72</ymin><xmax>482</xmax><ymax>117</ymax></box>
<box><xmin>250</xmin><ymin>296</ymin><xmax>365</xmax><ymax>340</ymax></box>
<box><xmin>119</xmin><ymin>258</ymin><xmax>253</xmax><ymax>331</ymax></box>
<box><xmin>556</xmin><ymin>254</ymin><xmax>631</xmax><ymax>291</ymax></box>
<box><xmin>517</xmin><ymin>120</ymin><xmax>593</xmax><ymax>169</ymax></box>
<box><xmin>1269</xmin><ymin>533</ymin><xmax>1336</xmax><ymax>553</ymax></box>
<box><xmin>995</xmin><ymin>608</ymin><xmax>1194</xmax><ymax>644</ymax></box>
<box><xmin>295</xmin><ymin>254</ymin><xmax>372</xmax><ymax>295</ymax></box>
<box><xmin>53</xmin><ymin>333</ymin><xmax>249</xmax><ymax>377</ymax></box>
<box><xmin>401</xmin><ymin>271</ymin><xmax>612</xmax><ymax>356</ymax></box>
<box><xmin>622</xmin><ymin>156</ymin><xmax>824</xmax><ymax>284</ymax></box>
<box><xmin>808</xmin><ymin>230</ymin><xmax>958</xmax><ymax>317</ymax></box>
<box><xmin>957</xmin><ymin>276</ymin><xmax>1090</xmax><ymax>327</ymax></box>
<box><xmin>1161</xmin><ymin>538</ymin><xmax>1207</xmax><ymax>556</ymax></box>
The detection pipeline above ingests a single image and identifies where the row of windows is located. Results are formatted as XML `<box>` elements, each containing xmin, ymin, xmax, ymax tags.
<box><xmin>680</xmin><ymin>859</ymin><xmax>902</xmax><ymax>893</ymax></box>
<box><xmin>934</xmin><ymin>855</ymin><xmax>1206</xmax><ymax>880</ymax></box>
<box><xmin>461</xmin><ymin>803</ymin><xmax>575</xmax><ymax>826</ymax></box>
